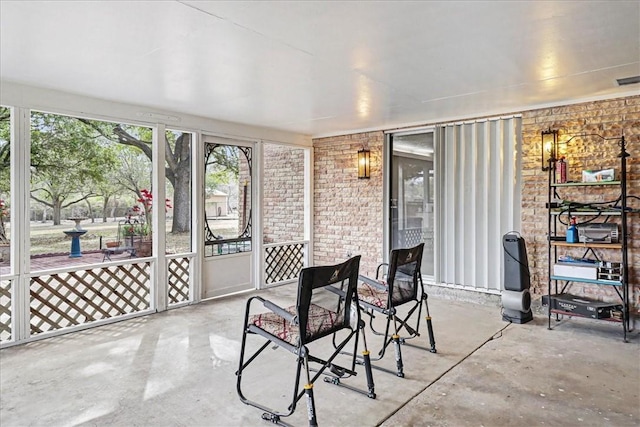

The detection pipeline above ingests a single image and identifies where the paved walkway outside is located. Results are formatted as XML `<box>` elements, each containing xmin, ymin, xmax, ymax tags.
<box><xmin>0</xmin><ymin>250</ymin><xmax>137</xmax><ymax>276</ymax></box>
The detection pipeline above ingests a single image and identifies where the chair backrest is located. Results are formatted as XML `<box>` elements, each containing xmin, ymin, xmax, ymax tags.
<box><xmin>387</xmin><ymin>243</ymin><xmax>424</xmax><ymax>305</ymax></box>
<box><xmin>296</xmin><ymin>255</ymin><xmax>361</xmax><ymax>345</ymax></box>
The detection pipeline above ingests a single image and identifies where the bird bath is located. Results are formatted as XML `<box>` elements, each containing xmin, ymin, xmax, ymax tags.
<box><xmin>64</xmin><ymin>218</ymin><xmax>88</xmax><ymax>257</ymax></box>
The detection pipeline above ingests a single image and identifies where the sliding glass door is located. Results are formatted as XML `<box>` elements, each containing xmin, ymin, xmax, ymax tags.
<box><xmin>388</xmin><ymin>131</ymin><xmax>435</xmax><ymax>277</ymax></box>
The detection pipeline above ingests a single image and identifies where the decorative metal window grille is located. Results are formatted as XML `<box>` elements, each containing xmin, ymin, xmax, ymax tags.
<box><xmin>29</xmin><ymin>262</ymin><xmax>151</xmax><ymax>335</ymax></box>
<box><xmin>265</xmin><ymin>243</ymin><xmax>305</xmax><ymax>284</ymax></box>
<box><xmin>0</xmin><ymin>279</ymin><xmax>11</xmax><ymax>342</ymax></box>
<box><xmin>204</xmin><ymin>143</ymin><xmax>252</xmax><ymax>257</ymax></box>
<box><xmin>168</xmin><ymin>257</ymin><xmax>190</xmax><ymax>305</ymax></box>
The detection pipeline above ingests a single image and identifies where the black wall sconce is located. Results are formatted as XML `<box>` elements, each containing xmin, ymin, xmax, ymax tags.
<box><xmin>358</xmin><ymin>148</ymin><xmax>370</xmax><ymax>179</ymax></box>
<box><xmin>541</xmin><ymin>128</ymin><xmax>558</xmax><ymax>171</ymax></box>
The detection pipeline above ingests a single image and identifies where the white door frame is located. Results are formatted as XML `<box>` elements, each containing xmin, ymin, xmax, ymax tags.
<box><xmin>201</xmin><ymin>135</ymin><xmax>258</xmax><ymax>299</ymax></box>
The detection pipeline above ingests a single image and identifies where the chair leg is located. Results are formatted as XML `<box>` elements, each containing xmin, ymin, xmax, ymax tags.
<box><xmin>359</xmin><ymin>323</ymin><xmax>376</xmax><ymax>398</ymax></box>
<box><xmin>237</xmin><ymin>335</ymin><xmax>302</xmax><ymax>423</ymax></box>
<box><xmin>376</xmin><ymin>314</ymin><xmax>393</xmax><ymax>360</ymax></box>
<box><xmin>237</xmin><ymin>315</ymin><xmax>305</xmax><ymax>424</ymax></box>
<box><xmin>394</xmin><ymin>300</ymin><xmax>422</xmax><ymax>339</ymax></box>
<box><xmin>392</xmin><ymin>334</ymin><xmax>404</xmax><ymax>377</ymax></box>
<box><xmin>419</xmin><ymin>276</ymin><xmax>437</xmax><ymax>353</ymax></box>
<box><xmin>303</xmin><ymin>353</ymin><xmax>318</xmax><ymax>427</ymax></box>
<box><xmin>303</xmin><ymin>384</ymin><xmax>317</xmax><ymax>427</ymax></box>
<box><xmin>361</xmin><ymin>350</ymin><xmax>376</xmax><ymax>397</ymax></box>
<box><xmin>364</xmin><ymin>308</ymin><xmax>386</xmax><ymax>336</ymax></box>
<box><xmin>424</xmin><ymin>294</ymin><xmax>437</xmax><ymax>353</ymax></box>
<box><xmin>391</xmin><ymin>313</ymin><xmax>404</xmax><ymax>378</ymax></box>
<box><xmin>354</xmin><ymin>311</ymin><xmax>403</xmax><ymax>377</ymax></box>
<box><xmin>324</xmin><ymin>326</ymin><xmax>376</xmax><ymax>399</ymax></box>
<box><xmin>395</xmin><ymin>295</ymin><xmax>437</xmax><ymax>354</ymax></box>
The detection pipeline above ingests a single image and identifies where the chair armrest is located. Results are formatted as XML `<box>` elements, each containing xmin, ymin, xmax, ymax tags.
<box><xmin>244</xmin><ymin>296</ymin><xmax>297</xmax><ymax>325</ymax></box>
<box><xmin>394</xmin><ymin>271</ymin><xmax>413</xmax><ymax>281</ymax></box>
<box><xmin>324</xmin><ymin>284</ymin><xmax>346</xmax><ymax>299</ymax></box>
<box><xmin>263</xmin><ymin>300</ymin><xmax>297</xmax><ymax>324</ymax></box>
<box><xmin>376</xmin><ymin>263</ymin><xmax>389</xmax><ymax>280</ymax></box>
<box><xmin>359</xmin><ymin>274</ymin><xmax>386</xmax><ymax>290</ymax></box>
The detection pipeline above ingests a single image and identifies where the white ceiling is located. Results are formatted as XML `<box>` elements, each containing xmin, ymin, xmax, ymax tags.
<box><xmin>1</xmin><ymin>1</ymin><xmax>639</xmax><ymax>137</ymax></box>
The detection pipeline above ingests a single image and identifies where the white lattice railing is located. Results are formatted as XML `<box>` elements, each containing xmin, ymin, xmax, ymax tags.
<box><xmin>167</xmin><ymin>254</ymin><xmax>193</xmax><ymax>306</ymax></box>
<box><xmin>1</xmin><ymin>252</ymin><xmax>196</xmax><ymax>346</ymax></box>
<box><xmin>0</xmin><ymin>277</ymin><xmax>12</xmax><ymax>343</ymax></box>
<box><xmin>264</xmin><ymin>240</ymin><xmax>309</xmax><ymax>286</ymax></box>
<box><xmin>29</xmin><ymin>261</ymin><xmax>151</xmax><ymax>335</ymax></box>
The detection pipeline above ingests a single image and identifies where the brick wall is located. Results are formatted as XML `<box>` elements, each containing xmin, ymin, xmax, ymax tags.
<box><xmin>262</xmin><ymin>144</ymin><xmax>305</xmax><ymax>243</ymax></box>
<box><xmin>312</xmin><ymin>131</ymin><xmax>384</xmax><ymax>277</ymax></box>
<box><xmin>311</xmin><ymin>95</ymin><xmax>639</xmax><ymax>313</ymax></box>
<box><xmin>521</xmin><ymin>95</ymin><xmax>639</xmax><ymax>312</ymax></box>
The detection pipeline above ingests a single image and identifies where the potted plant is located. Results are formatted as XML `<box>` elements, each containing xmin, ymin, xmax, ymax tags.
<box><xmin>125</xmin><ymin>189</ymin><xmax>171</xmax><ymax>258</ymax></box>
<box><xmin>133</xmin><ymin>224</ymin><xmax>152</xmax><ymax>257</ymax></box>
<box><xmin>122</xmin><ymin>217</ymin><xmax>152</xmax><ymax>257</ymax></box>
<box><xmin>105</xmin><ymin>240</ymin><xmax>121</xmax><ymax>249</ymax></box>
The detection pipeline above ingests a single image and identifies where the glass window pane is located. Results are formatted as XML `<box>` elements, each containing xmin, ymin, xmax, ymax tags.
<box><xmin>0</xmin><ymin>106</ymin><xmax>10</xmax><ymax>271</ymax></box>
<box><xmin>29</xmin><ymin>111</ymin><xmax>153</xmax><ymax>270</ymax></box>
<box><xmin>391</xmin><ymin>132</ymin><xmax>435</xmax><ymax>276</ymax></box>
<box><xmin>204</xmin><ymin>142</ymin><xmax>252</xmax><ymax>256</ymax></box>
<box><xmin>165</xmin><ymin>129</ymin><xmax>192</xmax><ymax>255</ymax></box>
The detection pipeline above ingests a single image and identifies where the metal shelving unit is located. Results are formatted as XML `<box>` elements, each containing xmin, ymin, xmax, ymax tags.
<box><xmin>546</xmin><ymin>134</ymin><xmax>631</xmax><ymax>341</ymax></box>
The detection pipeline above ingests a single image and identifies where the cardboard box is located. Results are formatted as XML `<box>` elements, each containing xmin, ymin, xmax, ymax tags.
<box><xmin>553</xmin><ymin>262</ymin><xmax>598</xmax><ymax>280</ymax></box>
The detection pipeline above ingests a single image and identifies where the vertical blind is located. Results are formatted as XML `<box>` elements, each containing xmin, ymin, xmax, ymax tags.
<box><xmin>435</xmin><ymin>117</ymin><xmax>522</xmax><ymax>292</ymax></box>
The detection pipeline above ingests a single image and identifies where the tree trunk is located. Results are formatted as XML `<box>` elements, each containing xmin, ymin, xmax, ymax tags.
<box><xmin>52</xmin><ymin>200</ymin><xmax>62</xmax><ymax>225</ymax></box>
<box><xmin>170</xmin><ymin>132</ymin><xmax>192</xmax><ymax>234</ymax></box>
<box><xmin>171</xmin><ymin>167</ymin><xmax>191</xmax><ymax>233</ymax></box>
<box><xmin>111</xmin><ymin>198</ymin><xmax>119</xmax><ymax>222</ymax></box>
<box><xmin>102</xmin><ymin>195</ymin><xmax>110</xmax><ymax>223</ymax></box>
<box><xmin>85</xmin><ymin>199</ymin><xmax>95</xmax><ymax>223</ymax></box>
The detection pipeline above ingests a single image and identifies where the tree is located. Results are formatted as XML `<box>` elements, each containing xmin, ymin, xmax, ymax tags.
<box><xmin>30</xmin><ymin>112</ymin><xmax>116</xmax><ymax>225</ymax></box>
<box><xmin>0</xmin><ymin>198</ymin><xmax>8</xmax><ymax>244</ymax></box>
<box><xmin>166</xmin><ymin>131</ymin><xmax>191</xmax><ymax>233</ymax></box>
<box><xmin>113</xmin><ymin>146</ymin><xmax>152</xmax><ymax>218</ymax></box>
<box><xmin>0</xmin><ymin>107</ymin><xmax>10</xmax><ymax>194</ymax></box>
<box><xmin>95</xmin><ymin>166</ymin><xmax>126</xmax><ymax>223</ymax></box>
<box><xmin>79</xmin><ymin>120</ymin><xmax>192</xmax><ymax>233</ymax></box>
<box><xmin>205</xmin><ymin>145</ymin><xmax>239</xmax><ymax>192</ymax></box>
<box><xmin>0</xmin><ymin>109</ymin><xmax>9</xmax><ymax>242</ymax></box>
<box><xmin>2</xmin><ymin>111</ymin><xmax>196</xmax><ymax>233</ymax></box>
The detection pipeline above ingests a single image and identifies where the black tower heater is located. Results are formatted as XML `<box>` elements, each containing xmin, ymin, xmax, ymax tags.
<box><xmin>501</xmin><ymin>232</ymin><xmax>533</xmax><ymax>324</ymax></box>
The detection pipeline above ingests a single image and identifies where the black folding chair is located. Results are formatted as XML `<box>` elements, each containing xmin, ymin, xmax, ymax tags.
<box><xmin>236</xmin><ymin>256</ymin><xmax>375</xmax><ymax>426</ymax></box>
<box><xmin>357</xmin><ymin>243</ymin><xmax>436</xmax><ymax>377</ymax></box>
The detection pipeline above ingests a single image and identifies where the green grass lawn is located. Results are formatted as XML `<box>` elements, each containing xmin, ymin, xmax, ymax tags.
<box><xmin>8</xmin><ymin>218</ymin><xmax>236</xmax><ymax>256</ymax></box>
<box><xmin>26</xmin><ymin>220</ymin><xmax>191</xmax><ymax>255</ymax></box>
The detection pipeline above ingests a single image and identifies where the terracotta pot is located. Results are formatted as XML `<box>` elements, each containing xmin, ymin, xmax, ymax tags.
<box><xmin>134</xmin><ymin>239</ymin><xmax>152</xmax><ymax>257</ymax></box>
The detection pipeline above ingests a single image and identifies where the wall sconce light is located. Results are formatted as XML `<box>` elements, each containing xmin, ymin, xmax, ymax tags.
<box><xmin>541</xmin><ymin>129</ymin><xmax>558</xmax><ymax>171</ymax></box>
<box><xmin>358</xmin><ymin>148</ymin><xmax>371</xmax><ymax>179</ymax></box>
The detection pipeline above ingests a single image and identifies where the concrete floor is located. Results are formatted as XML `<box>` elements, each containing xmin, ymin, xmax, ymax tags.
<box><xmin>1</xmin><ymin>284</ymin><xmax>638</xmax><ymax>427</ymax></box>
